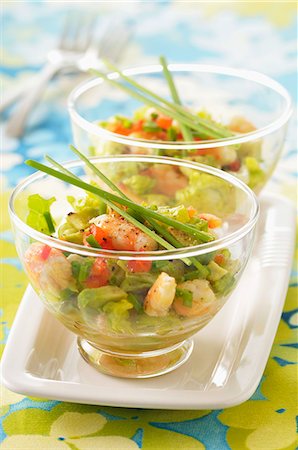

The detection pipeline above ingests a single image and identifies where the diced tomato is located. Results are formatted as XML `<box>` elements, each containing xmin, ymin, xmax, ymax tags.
<box><xmin>214</xmin><ymin>254</ymin><xmax>225</xmax><ymax>265</ymax></box>
<box><xmin>85</xmin><ymin>258</ymin><xmax>109</xmax><ymax>288</ymax></box>
<box><xmin>199</xmin><ymin>213</ymin><xmax>222</xmax><ymax>229</ymax></box>
<box><xmin>227</xmin><ymin>159</ymin><xmax>241</xmax><ymax>172</ymax></box>
<box><xmin>84</xmin><ymin>224</ymin><xmax>114</xmax><ymax>250</ymax></box>
<box><xmin>131</xmin><ymin>119</ymin><xmax>144</xmax><ymax>132</ymax></box>
<box><xmin>107</xmin><ymin>122</ymin><xmax>131</xmax><ymax>136</ymax></box>
<box><xmin>40</xmin><ymin>245</ymin><xmax>51</xmax><ymax>260</ymax></box>
<box><xmin>156</xmin><ymin>115</ymin><xmax>173</xmax><ymax>130</ymax></box>
<box><xmin>187</xmin><ymin>206</ymin><xmax>197</xmax><ymax>219</ymax></box>
<box><xmin>127</xmin><ymin>260</ymin><xmax>152</xmax><ymax>273</ymax></box>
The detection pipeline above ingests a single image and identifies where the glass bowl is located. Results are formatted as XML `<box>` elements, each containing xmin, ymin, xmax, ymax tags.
<box><xmin>9</xmin><ymin>155</ymin><xmax>259</xmax><ymax>378</ymax></box>
<box><xmin>68</xmin><ymin>64</ymin><xmax>292</xmax><ymax>194</ymax></box>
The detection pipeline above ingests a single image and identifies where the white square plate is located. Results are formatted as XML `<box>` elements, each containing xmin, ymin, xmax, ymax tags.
<box><xmin>1</xmin><ymin>193</ymin><xmax>295</xmax><ymax>409</ymax></box>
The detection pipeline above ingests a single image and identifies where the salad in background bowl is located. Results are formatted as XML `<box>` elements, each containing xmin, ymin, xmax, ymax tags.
<box><xmin>68</xmin><ymin>60</ymin><xmax>292</xmax><ymax>193</ymax></box>
<box><xmin>9</xmin><ymin>152</ymin><xmax>259</xmax><ymax>378</ymax></box>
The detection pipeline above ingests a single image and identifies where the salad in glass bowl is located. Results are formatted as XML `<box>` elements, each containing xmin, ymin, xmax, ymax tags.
<box><xmin>68</xmin><ymin>58</ymin><xmax>292</xmax><ymax>193</ymax></box>
<box><xmin>9</xmin><ymin>150</ymin><xmax>259</xmax><ymax>378</ymax></box>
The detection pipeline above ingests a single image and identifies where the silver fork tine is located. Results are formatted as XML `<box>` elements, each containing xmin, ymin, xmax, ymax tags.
<box><xmin>80</xmin><ymin>16</ymin><xmax>98</xmax><ymax>52</ymax></box>
<box><xmin>58</xmin><ymin>15</ymin><xmax>73</xmax><ymax>50</ymax></box>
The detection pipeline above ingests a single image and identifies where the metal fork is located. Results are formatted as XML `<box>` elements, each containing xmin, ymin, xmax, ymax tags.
<box><xmin>5</xmin><ymin>12</ymin><xmax>97</xmax><ymax>138</ymax></box>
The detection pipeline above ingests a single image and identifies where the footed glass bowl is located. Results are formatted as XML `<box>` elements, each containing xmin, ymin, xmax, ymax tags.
<box><xmin>68</xmin><ymin>64</ymin><xmax>292</xmax><ymax>194</ymax></box>
<box><xmin>9</xmin><ymin>155</ymin><xmax>259</xmax><ymax>378</ymax></box>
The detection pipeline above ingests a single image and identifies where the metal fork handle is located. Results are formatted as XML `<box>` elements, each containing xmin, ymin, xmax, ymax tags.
<box><xmin>0</xmin><ymin>78</ymin><xmax>35</xmax><ymax>114</ymax></box>
<box><xmin>5</xmin><ymin>62</ymin><xmax>61</xmax><ymax>138</ymax></box>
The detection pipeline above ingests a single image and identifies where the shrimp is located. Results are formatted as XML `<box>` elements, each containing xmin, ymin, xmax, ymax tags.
<box><xmin>229</xmin><ymin>116</ymin><xmax>256</xmax><ymax>133</ymax></box>
<box><xmin>173</xmin><ymin>279</ymin><xmax>216</xmax><ymax>317</ymax></box>
<box><xmin>142</xmin><ymin>165</ymin><xmax>188</xmax><ymax>196</ymax></box>
<box><xmin>90</xmin><ymin>213</ymin><xmax>158</xmax><ymax>251</ymax></box>
<box><xmin>24</xmin><ymin>242</ymin><xmax>74</xmax><ymax>299</ymax></box>
<box><xmin>144</xmin><ymin>272</ymin><xmax>177</xmax><ymax>317</ymax></box>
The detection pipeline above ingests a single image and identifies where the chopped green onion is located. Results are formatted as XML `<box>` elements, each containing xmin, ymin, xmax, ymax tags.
<box><xmin>86</xmin><ymin>234</ymin><xmax>102</xmax><ymax>249</ymax></box>
<box><xmin>90</xmin><ymin>67</ymin><xmax>230</xmax><ymax>140</ymax></box>
<box><xmin>43</xmin><ymin>211</ymin><xmax>55</xmax><ymax>234</ymax></box>
<box><xmin>176</xmin><ymin>288</ymin><xmax>193</xmax><ymax>307</ymax></box>
<box><xmin>99</xmin><ymin>59</ymin><xmax>234</xmax><ymax>140</ymax></box>
<box><xmin>160</xmin><ymin>55</ymin><xmax>193</xmax><ymax>142</ymax></box>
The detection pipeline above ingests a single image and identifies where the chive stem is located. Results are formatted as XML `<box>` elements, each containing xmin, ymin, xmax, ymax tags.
<box><xmin>98</xmin><ymin>61</ymin><xmax>234</xmax><ymax>139</ymax></box>
<box><xmin>91</xmin><ymin>68</ymin><xmax>227</xmax><ymax>140</ymax></box>
<box><xmin>159</xmin><ymin>56</ymin><xmax>193</xmax><ymax>142</ymax></box>
<box><xmin>26</xmin><ymin>159</ymin><xmax>214</xmax><ymax>243</ymax></box>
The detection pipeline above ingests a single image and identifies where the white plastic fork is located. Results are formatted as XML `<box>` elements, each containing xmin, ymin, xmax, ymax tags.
<box><xmin>5</xmin><ymin>12</ymin><xmax>97</xmax><ymax>138</ymax></box>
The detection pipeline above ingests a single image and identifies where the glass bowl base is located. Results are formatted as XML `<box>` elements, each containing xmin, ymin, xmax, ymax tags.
<box><xmin>77</xmin><ymin>337</ymin><xmax>194</xmax><ymax>379</ymax></box>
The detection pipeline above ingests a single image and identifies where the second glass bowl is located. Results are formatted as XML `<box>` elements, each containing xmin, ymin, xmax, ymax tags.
<box><xmin>68</xmin><ymin>64</ymin><xmax>292</xmax><ymax>194</ymax></box>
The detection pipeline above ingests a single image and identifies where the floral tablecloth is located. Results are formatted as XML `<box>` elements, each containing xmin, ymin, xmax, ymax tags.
<box><xmin>1</xmin><ymin>2</ymin><xmax>297</xmax><ymax>449</ymax></box>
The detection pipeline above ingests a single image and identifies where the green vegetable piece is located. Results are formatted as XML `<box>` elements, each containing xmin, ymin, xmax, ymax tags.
<box><xmin>85</xmin><ymin>234</ymin><xmax>102</xmax><ymax>248</ymax></box>
<box><xmin>123</xmin><ymin>174</ymin><xmax>156</xmax><ymax>195</ymax></box>
<box><xmin>120</xmin><ymin>272</ymin><xmax>158</xmax><ymax>292</ymax></box>
<box><xmin>26</xmin><ymin>194</ymin><xmax>56</xmax><ymax>235</ymax></box>
<box><xmin>127</xmin><ymin>293</ymin><xmax>143</xmax><ymax>312</ymax></box>
<box><xmin>245</xmin><ymin>156</ymin><xmax>266</xmax><ymax>189</ymax></box>
<box><xmin>102</xmin><ymin>299</ymin><xmax>134</xmax><ymax>333</ymax></box>
<box><xmin>78</xmin><ymin>286</ymin><xmax>128</xmax><ymax>311</ymax></box>
<box><xmin>212</xmin><ymin>273</ymin><xmax>235</xmax><ymax>296</ymax></box>
<box><xmin>183</xmin><ymin>265</ymin><xmax>210</xmax><ymax>281</ymax></box>
<box><xmin>58</xmin><ymin>222</ymin><xmax>84</xmax><ymax>244</ymax></box>
<box><xmin>71</xmin><ymin>258</ymin><xmax>94</xmax><ymax>283</ymax></box>
<box><xmin>207</xmin><ymin>261</ymin><xmax>227</xmax><ymax>282</ymax></box>
<box><xmin>142</xmin><ymin>121</ymin><xmax>162</xmax><ymax>133</ymax></box>
<box><xmin>176</xmin><ymin>288</ymin><xmax>193</xmax><ymax>307</ymax></box>
<box><xmin>134</xmin><ymin>312</ymin><xmax>182</xmax><ymax>334</ymax></box>
<box><xmin>176</xmin><ymin>172</ymin><xmax>236</xmax><ymax>216</ymax></box>
<box><xmin>58</xmin><ymin>207</ymin><xmax>100</xmax><ymax>245</ymax></box>
<box><xmin>153</xmin><ymin>259</ymin><xmax>185</xmax><ymax>281</ymax></box>
<box><xmin>157</xmin><ymin>205</ymin><xmax>190</xmax><ymax>224</ymax></box>
<box><xmin>67</xmin><ymin>193</ymin><xmax>106</xmax><ymax>216</ymax></box>
<box><xmin>167</xmin><ymin>126</ymin><xmax>177</xmax><ymax>141</ymax></box>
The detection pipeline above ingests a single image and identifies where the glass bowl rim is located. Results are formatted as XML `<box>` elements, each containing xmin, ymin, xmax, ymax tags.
<box><xmin>9</xmin><ymin>154</ymin><xmax>259</xmax><ymax>261</ymax></box>
<box><xmin>68</xmin><ymin>63</ymin><xmax>292</xmax><ymax>150</ymax></box>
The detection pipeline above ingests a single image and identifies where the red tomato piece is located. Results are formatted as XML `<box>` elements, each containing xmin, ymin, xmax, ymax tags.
<box><xmin>84</xmin><ymin>224</ymin><xmax>114</xmax><ymax>250</ymax></box>
<box><xmin>156</xmin><ymin>115</ymin><xmax>173</xmax><ymax>130</ymax></box>
<box><xmin>214</xmin><ymin>254</ymin><xmax>225</xmax><ymax>266</ymax></box>
<box><xmin>85</xmin><ymin>258</ymin><xmax>110</xmax><ymax>288</ymax></box>
<box><xmin>40</xmin><ymin>245</ymin><xmax>51</xmax><ymax>260</ymax></box>
<box><xmin>127</xmin><ymin>260</ymin><xmax>152</xmax><ymax>273</ymax></box>
<box><xmin>199</xmin><ymin>213</ymin><xmax>222</xmax><ymax>229</ymax></box>
<box><xmin>227</xmin><ymin>159</ymin><xmax>241</xmax><ymax>172</ymax></box>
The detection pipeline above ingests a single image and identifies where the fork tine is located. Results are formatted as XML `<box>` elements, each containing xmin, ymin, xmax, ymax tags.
<box><xmin>58</xmin><ymin>14</ymin><xmax>73</xmax><ymax>50</ymax></box>
<box><xmin>80</xmin><ymin>16</ymin><xmax>98</xmax><ymax>51</ymax></box>
<box><xmin>99</xmin><ymin>23</ymin><xmax>133</xmax><ymax>63</ymax></box>
<box><xmin>59</xmin><ymin>12</ymin><xmax>97</xmax><ymax>53</ymax></box>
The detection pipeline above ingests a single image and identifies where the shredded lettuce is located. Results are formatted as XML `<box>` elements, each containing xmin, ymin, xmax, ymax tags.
<box><xmin>67</xmin><ymin>192</ymin><xmax>106</xmax><ymax>215</ymax></box>
<box><xmin>102</xmin><ymin>299</ymin><xmax>134</xmax><ymax>333</ymax></box>
<box><xmin>123</xmin><ymin>174</ymin><xmax>156</xmax><ymax>195</ymax></box>
<box><xmin>26</xmin><ymin>194</ymin><xmax>56</xmax><ymax>235</ymax></box>
<box><xmin>175</xmin><ymin>172</ymin><xmax>236</xmax><ymax>216</ymax></box>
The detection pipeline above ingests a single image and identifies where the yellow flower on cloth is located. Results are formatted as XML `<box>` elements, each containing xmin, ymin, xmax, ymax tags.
<box><xmin>219</xmin><ymin>360</ymin><xmax>297</xmax><ymax>450</ymax></box>
<box><xmin>2</xmin><ymin>412</ymin><xmax>138</xmax><ymax>450</ymax></box>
